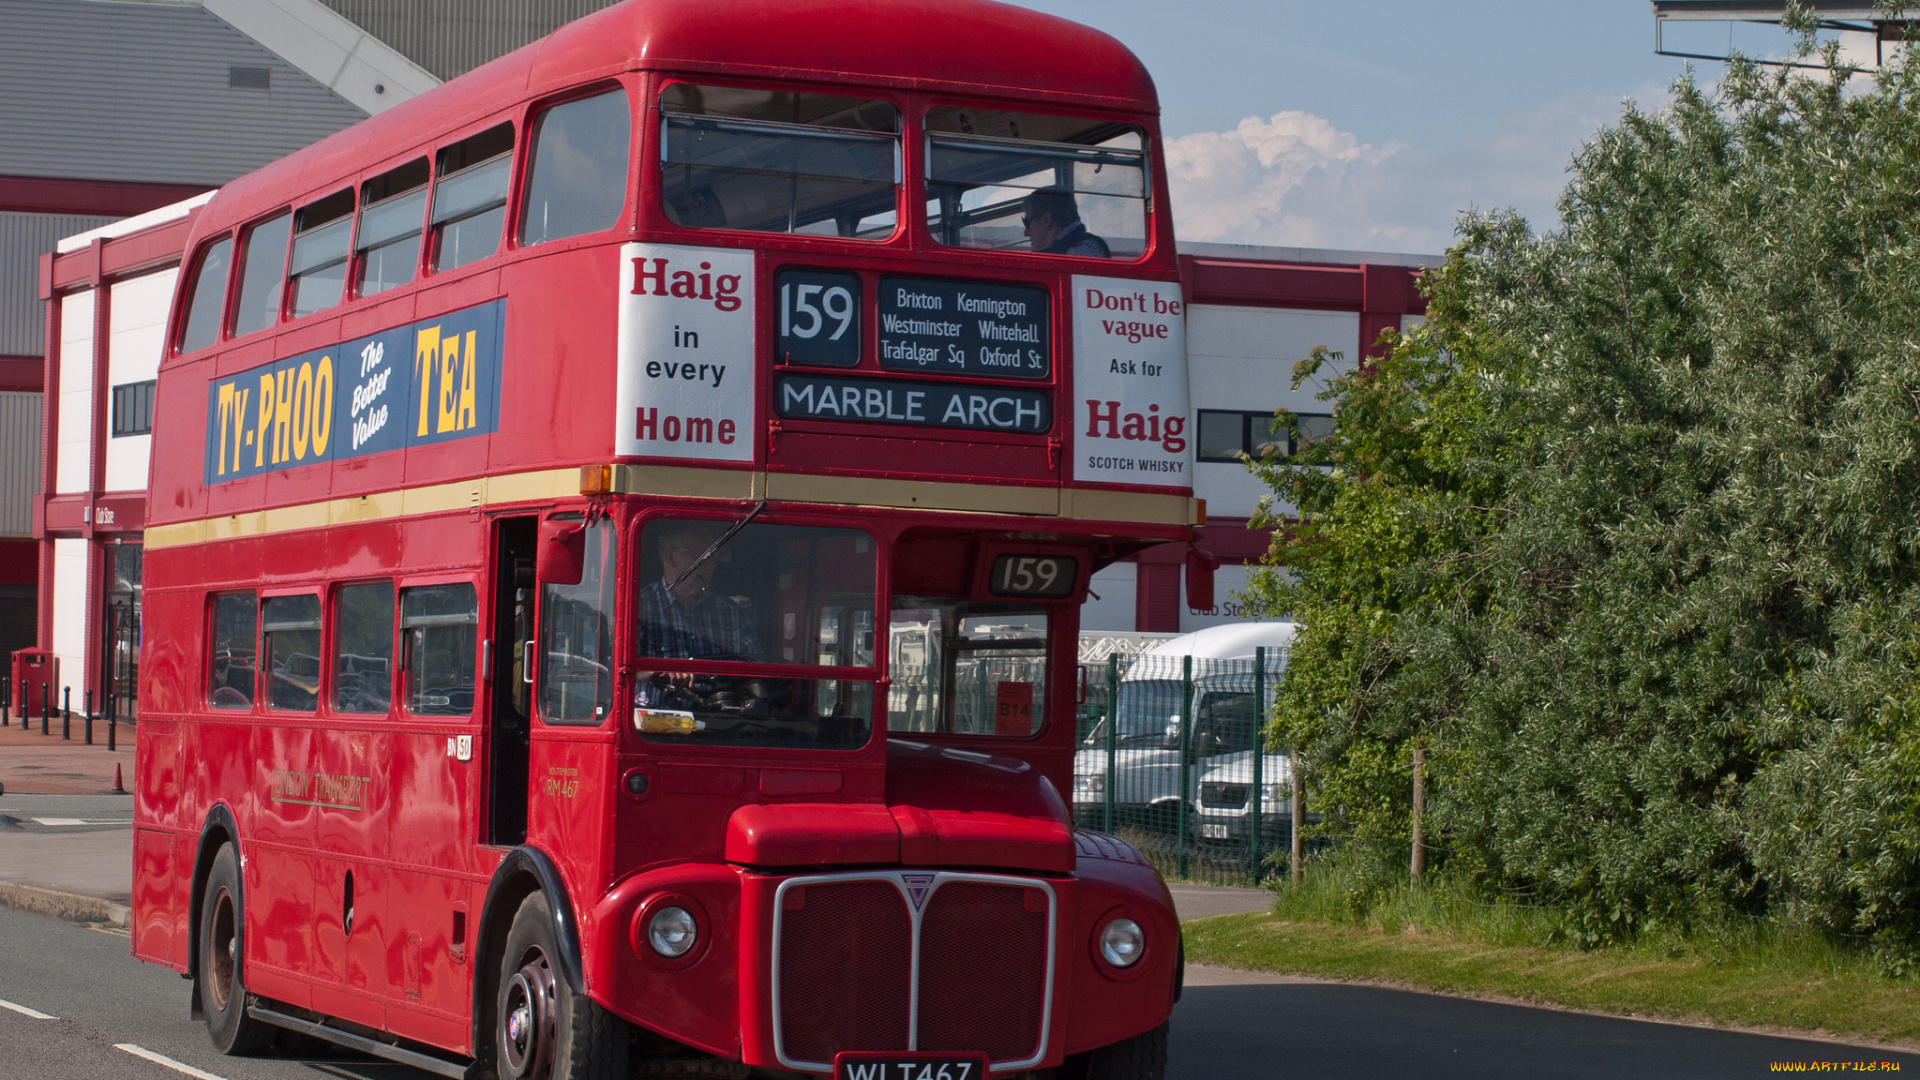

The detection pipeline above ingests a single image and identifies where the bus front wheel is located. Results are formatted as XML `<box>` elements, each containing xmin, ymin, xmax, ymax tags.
<box><xmin>1060</xmin><ymin>1022</ymin><xmax>1168</xmax><ymax>1080</ymax></box>
<box><xmin>496</xmin><ymin>891</ymin><xmax>628</xmax><ymax>1080</ymax></box>
<box><xmin>197</xmin><ymin>843</ymin><xmax>271</xmax><ymax>1055</ymax></box>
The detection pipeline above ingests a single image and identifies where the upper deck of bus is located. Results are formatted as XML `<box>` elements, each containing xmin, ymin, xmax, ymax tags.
<box><xmin>146</xmin><ymin>0</ymin><xmax>1195</xmax><ymax>545</ymax></box>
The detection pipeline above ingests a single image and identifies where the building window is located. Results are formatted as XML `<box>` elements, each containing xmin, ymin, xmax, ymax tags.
<box><xmin>111</xmin><ymin>381</ymin><xmax>156</xmax><ymax>437</ymax></box>
<box><xmin>1195</xmin><ymin>409</ymin><xmax>1334</xmax><ymax>463</ymax></box>
<box><xmin>228</xmin><ymin>66</ymin><xmax>271</xmax><ymax>90</ymax></box>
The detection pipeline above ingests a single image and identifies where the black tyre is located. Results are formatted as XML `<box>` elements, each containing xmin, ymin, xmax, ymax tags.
<box><xmin>198</xmin><ymin>843</ymin><xmax>272</xmax><ymax>1055</ymax></box>
<box><xmin>496</xmin><ymin>891</ymin><xmax>628</xmax><ymax>1080</ymax></box>
<box><xmin>1061</xmin><ymin>1022</ymin><xmax>1168</xmax><ymax>1080</ymax></box>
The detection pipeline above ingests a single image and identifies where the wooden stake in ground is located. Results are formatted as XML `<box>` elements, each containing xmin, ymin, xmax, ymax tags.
<box><xmin>1411</xmin><ymin>742</ymin><xmax>1426</xmax><ymax>885</ymax></box>
<box><xmin>1290</xmin><ymin>767</ymin><xmax>1304</xmax><ymax>886</ymax></box>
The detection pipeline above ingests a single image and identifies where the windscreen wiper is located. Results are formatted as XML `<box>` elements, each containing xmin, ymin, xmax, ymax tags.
<box><xmin>667</xmin><ymin>500</ymin><xmax>766</xmax><ymax>594</ymax></box>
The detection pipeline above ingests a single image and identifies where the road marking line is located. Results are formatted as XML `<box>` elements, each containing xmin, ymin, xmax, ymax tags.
<box><xmin>31</xmin><ymin>818</ymin><xmax>88</xmax><ymax>826</ymax></box>
<box><xmin>114</xmin><ymin>1044</ymin><xmax>230</xmax><ymax>1080</ymax></box>
<box><xmin>0</xmin><ymin>997</ymin><xmax>56</xmax><ymax>1019</ymax></box>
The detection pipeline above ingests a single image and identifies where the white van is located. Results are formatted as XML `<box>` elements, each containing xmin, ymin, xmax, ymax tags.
<box><xmin>1072</xmin><ymin>622</ymin><xmax>1295</xmax><ymax>836</ymax></box>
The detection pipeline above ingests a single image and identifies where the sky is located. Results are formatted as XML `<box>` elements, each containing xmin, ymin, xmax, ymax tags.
<box><xmin>999</xmin><ymin>2</ymin><xmax>1754</xmax><ymax>256</ymax></box>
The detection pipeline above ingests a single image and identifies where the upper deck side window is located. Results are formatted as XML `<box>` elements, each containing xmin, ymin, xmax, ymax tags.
<box><xmin>289</xmin><ymin>189</ymin><xmax>354</xmax><ymax>318</ymax></box>
<box><xmin>659</xmin><ymin>83</ymin><xmax>900</xmax><ymax>240</ymax></box>
<box><xmin>522</xmin><ymin>87</ymin><xmax>631</xmax><ymax>246</ymax></box>
<box><xmin>231</xmin><ymin>212</ymin><xmax>291</xmax><ymax>338</ymax></box>
<box><xmin>432</xmin><ymin>123</ymin><xmax>513</xmax><ymax>271</ymax></box>
<box><xmin>177</xmin><ymin>235</ymin><xmax>232</xmax><ymax>354</ymax></box>
<box><xmin>925</xmin><ymin>108</ymin><xmax>1147</xmax><ymax>259</ymax></box>
<box><xmin>359</xmin><ymin>158</ymin><xmax>429</xmax><ymax>297</ymax></box>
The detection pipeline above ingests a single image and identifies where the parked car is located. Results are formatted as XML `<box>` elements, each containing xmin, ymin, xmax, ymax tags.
<box><xmin>1072</xmin><ymin>622</ymin><xmax>1295</xmax><ymax>834</ymax></box>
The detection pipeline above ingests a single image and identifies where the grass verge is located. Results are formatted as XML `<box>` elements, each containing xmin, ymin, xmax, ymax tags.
<box><xmin>1183</xmin><ymin>875</ymin><xmax>1920</xmax><ymax>1045</ymax></box>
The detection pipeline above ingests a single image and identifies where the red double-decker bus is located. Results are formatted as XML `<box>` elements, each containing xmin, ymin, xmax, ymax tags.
<box><xmin>133</xmin><ymin>2</ymin><xmax>1200</xmax><ymax>1077</ymax></box>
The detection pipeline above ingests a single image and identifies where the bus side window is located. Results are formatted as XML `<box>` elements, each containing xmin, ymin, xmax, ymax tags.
<box><xmin>289</xmin><ymin>189</ymin><xmax>354</xmax><ymax>318</ymax></box>
<box><xmin>540</xmin><ymin>518</ymin><xmax>615</xmax><ymax>724</ymax></box>
<box><xmin>208</xmin><ymin>591</ymin><xmax>257</xmax><ymax>709</ymax></box>
<box><xmin>520</xmin><ymin>87</ymin><xmax>631</xmax><ymax>246</ymax></box>
<box><xmin>358</xmin><ymin>158</ymin><xmax>429</xmax><ymax>297</ymax></box>
<box><xmin>230</xmin><ymin>212</ymin><xmax>291</xmax><ymax>337</ymax></box>
<box><xmin>432</xmin><ymin>123</ymin><xmax>513</xmax><ymax>272</ymax></box>
<box><xmin>262</xmin><ymin>595</ymin><xmax>322</xmax><ymax>712</ymax></box>
<box><xmin>400</xmin><ymin>583</ymin><xmax>478</xmax><ymax>717</ymax></box>
<box><xmin>332</xmin><ymin>580</ymin><xmax>394</xmax><ymax>715</ymax></box>
<box><xmin>177</xmin><ymin>236</ymin><xmax>232</xmax><ymax>353</ymax></box>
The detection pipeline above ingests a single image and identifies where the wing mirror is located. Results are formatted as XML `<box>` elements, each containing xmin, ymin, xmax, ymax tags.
<box><xmin>536</xmin><ymin>518</ymin><xmax>586</xmax><ymax>585</ymax></box>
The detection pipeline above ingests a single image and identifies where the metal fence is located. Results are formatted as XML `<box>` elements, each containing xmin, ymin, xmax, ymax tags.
<box><xmin>1071</xmin><ymin>648</ymin><xmax>1294</xmax><ymax>886</ymax></box>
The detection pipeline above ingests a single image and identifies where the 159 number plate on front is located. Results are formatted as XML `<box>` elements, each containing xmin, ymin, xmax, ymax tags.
<box><xmin>834</xmin><ymin>1051</ymin><xmax>989</xmax><ymax>1080</ymax></box>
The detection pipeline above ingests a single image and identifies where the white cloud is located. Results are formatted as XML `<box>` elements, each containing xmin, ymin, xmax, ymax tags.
<box><xmin>1164</xmin><ymin>111</ymin><xmax>1400</xmax><ymax>247</ymax></box>
<box><xmin>1164</xmin><ymin>88</ymin><xmax>1667</xmax><ymax>256</ymax></box>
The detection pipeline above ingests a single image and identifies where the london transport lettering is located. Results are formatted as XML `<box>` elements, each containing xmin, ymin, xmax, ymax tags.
<box><xmin>1070</xmin><ymin>276</ymin><xmax>1191</xmax><ymax>484</ymax></box>
<box><xmin>775</xmin><ymin>373</ymin><xmax>1050</xmax><ymax>433</ymax></box>
<box><xmin>617</xmin><ymin>242</ymin><xmax>755</xmax><ymax>463</ymax></box>
<box><xmin>202</xmin><ymin>299</ymin><xmax>504</xmax><ymax>484</ymax></box>
<box><xmin>878</xmin><ymin>277</ymin><xmax>1049</xmax><ymax>380</ymax></box>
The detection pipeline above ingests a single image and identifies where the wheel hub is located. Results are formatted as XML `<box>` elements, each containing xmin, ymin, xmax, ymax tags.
<box><xmin>501</xmin><ymin>949</ymin><xmax>557</xmax><ymax>1079</ymax></box>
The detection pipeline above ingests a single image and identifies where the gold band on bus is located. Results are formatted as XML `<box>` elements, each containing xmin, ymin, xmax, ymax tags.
<box><xmin>144</xmin><ymin>465</ymin><xmax>1197</xmax><ymax>550</ymax></box>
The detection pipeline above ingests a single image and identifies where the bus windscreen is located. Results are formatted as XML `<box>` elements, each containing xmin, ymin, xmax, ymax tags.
<box><xmin>925</xmin><ymin>107</ymin><xmax>1146</xmax><ymax>258</ymax></box>
<box><xmin>660</xmin><ymin>83</ymin><xmax>900</xmax><ymax>239</ymax></box>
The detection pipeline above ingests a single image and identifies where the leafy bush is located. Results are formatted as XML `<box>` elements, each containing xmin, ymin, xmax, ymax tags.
<box><xmin>1252</xmin><ymin>13</ymin><xmax>1920</xmax><ymax>960</ymax></box>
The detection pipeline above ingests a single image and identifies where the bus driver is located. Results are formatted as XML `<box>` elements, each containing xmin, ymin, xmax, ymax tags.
<box><xmin>1022</xmin><ymin>187</ymin><xmax>1110</xmax><ymax>258</ymax></box>
<box><xmin>635</xmin><ymin>518</ymin><xmax>763</xmax><ymax>661</ymax></box>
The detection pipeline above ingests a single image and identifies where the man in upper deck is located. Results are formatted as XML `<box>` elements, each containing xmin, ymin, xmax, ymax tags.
<box><xmin>635</xmin><ymin>518</ymin><xmax>763</xmax><ymax>662</ymax></box>
<box><xmin>1022</xmin><ymin>187</ymin><xmax>1110</xmax><ymax>258</ymax></box>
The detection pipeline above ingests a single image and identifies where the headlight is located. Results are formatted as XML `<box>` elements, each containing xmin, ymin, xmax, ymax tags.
<box><xmin>1263</xmin><ymin>782</ymin><xmax>1289</xmax><ymax>808</ymax></box>
<box><xmin>648</xmin><ymin>906</ymin><xmax>697</xmax><ymax>957</ymax></box>
<box><xmin>1099</xmin><ymin>918</ymin><xmax>1144</xmax><ymax>968</ymax></box>
<box><xmin>1074</xmin><ymin>773</ymin><xmax>1105</xmax><ymax>796</ymax></box>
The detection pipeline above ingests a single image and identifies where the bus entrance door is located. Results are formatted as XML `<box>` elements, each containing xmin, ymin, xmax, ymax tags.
<box><xmin>488</xmin><ymin>517</ymin><xmax>535</xmax><ymax>845</ymax></box>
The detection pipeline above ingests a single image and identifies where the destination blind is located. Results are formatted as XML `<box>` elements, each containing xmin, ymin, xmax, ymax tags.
<box><xmin>878</xmin><ymin>276</ymin><xmax>1049</xmax><ymax>380</ymax></box>
<box><xmin>775</xmin><ymin>373</ymin><xmax>1050</xmax><ymax>433</ymax></box>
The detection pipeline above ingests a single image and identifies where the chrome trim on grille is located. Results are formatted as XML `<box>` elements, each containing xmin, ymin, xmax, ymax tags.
<box><xmin>770</xmin><ymin>870</ymin><xmax>1058</xmax><ymax>1074</ymax></box>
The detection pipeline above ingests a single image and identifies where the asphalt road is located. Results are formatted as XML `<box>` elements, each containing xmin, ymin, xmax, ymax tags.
<box><xmin>1</xmin><ymin>901</ymin><xmax>1916</xmax><ymax>1080</ymax></box>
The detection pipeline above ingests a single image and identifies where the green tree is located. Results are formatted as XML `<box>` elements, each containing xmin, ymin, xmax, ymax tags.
<box><xmin>1252</xmin><ymin>12</ymin><xmax>1920</xmax><ymax>954</ymax></box>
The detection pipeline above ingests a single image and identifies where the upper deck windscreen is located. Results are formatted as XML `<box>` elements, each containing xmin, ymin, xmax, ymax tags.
<box><xmin>926</xmin><ymin>108</ymin><xmax>1146</xmax><ymax>259</ymax></box>
<box><xmin>660</xmin><ymin>84</ymin><xmax>900</xmax><ymax>239</ymax></box>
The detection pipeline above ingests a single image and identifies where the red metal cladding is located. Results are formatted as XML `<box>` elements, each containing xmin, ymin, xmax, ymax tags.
<box><xmin>915</xmin><ymin>882</ymin><xmax>1049</xmax><ymax>1061</ymax></box>
<box><xmin>186</xmin><ymin>0</ymin><xmax>1156</xmax><ymax>243</ymax></box>
<box><xmin>777</xmin><ymin>881</ymin><xmax>913</xmax><ymax>1063</ymax></box>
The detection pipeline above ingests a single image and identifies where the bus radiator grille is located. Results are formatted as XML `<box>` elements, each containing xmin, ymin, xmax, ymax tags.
<box><xmin>774</xmin><ymin>875</ymin><xmax>1052</xmax><ymax>1069</ymax></box>
<box><xmin>915</xmin><ymin>882</ymin><xmax>1049</xmax><ymax>1061</ymax></box>
<box><xmin>777</xmin><ymin>880</ymin><xmax>913</xmax><ymax>1063</ymax></box>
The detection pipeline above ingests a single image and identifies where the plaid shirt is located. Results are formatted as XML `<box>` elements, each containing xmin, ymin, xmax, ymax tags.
<box><xmin>635</xmin><ymin>578</ymin><xmax>762</xmax><ymax>662</ymax></box>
